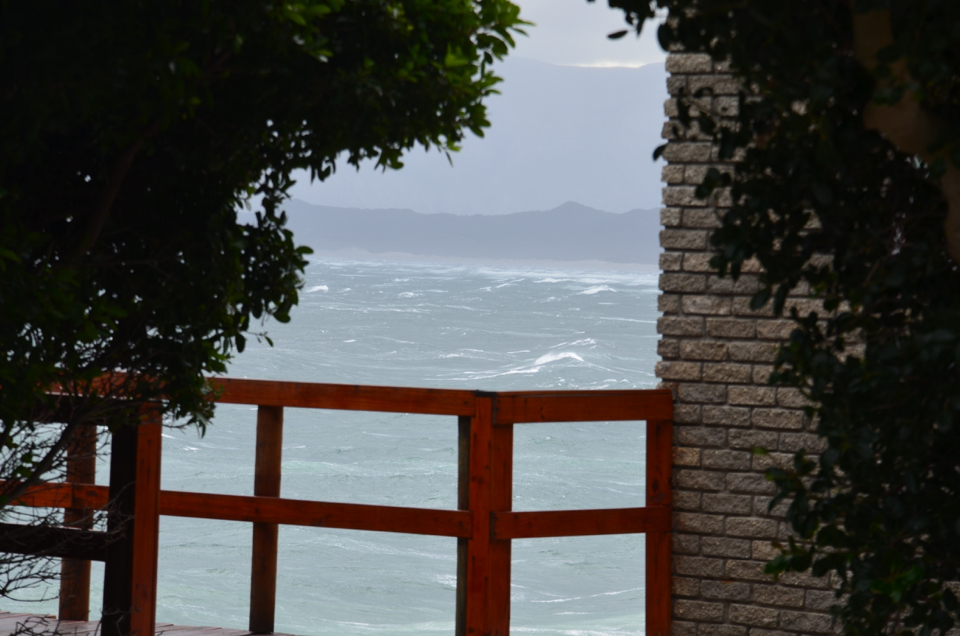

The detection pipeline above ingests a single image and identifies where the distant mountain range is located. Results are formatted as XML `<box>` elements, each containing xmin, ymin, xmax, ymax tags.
<box><xmin>281</xmin><ymin>199</ymin><xmax>661</xmax><ymax>265</ymax></box>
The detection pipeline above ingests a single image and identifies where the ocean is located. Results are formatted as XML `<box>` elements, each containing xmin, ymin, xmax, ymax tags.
<box><xmin>8</xmin><ymin>257</ymin><xmax>661</xmax><ymax>636</ymax></box>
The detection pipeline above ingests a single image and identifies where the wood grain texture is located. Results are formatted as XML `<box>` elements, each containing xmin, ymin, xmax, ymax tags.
<box><xmin>0</xmin><ymin>522</ymin><xmax>109</xmax><ymax>561</ymax></box>
<box><xmin>160</xmin><ymin>491</ymin><xmax>472</xmax><ymax>537</ymax></box>
<box><xmin>646</xmin><ymin>530</ymin><xmax>672</xmax><ymax>636</ymax></box>
<box><xmin>646</xmin><ymin>419</ymin><xmax>674</xmax><ymax>508</ymax></box>
<box><xmin>7</xmin><ymin>481</ymin><xmax>473</xmax><ymax>537</ymax></box>
<box><xmin>0</xmin><ymin>481</ymin><xmax>109</xmax><ymax>509</ymax></box>
<box><xmin>27</xmin><ymin>379</ymin><xmax>674</xmax><ymax>636</ymax></box>
<box><xmin>464</xmin><ymin>397</ymin><xmax>493</xmax><ymax>636</ymax></box>
<box><xmin>61</xmin><ymin>425</ymin><xmax>98</xmax><ymax>621</ymax></box>
<box><xmin>130</xmin><ymin>414</ymin><xmax>162</xmax><ymax>636</ymax></box>
<box><xmin>488</xmin><ymin>418</ymin><xmax>513</xmax><ymax>636</ymax></box>
<box><xmin>249</xmin><ymin>405</ymin><xmax>283</xmax><ymax>634</ymax></box>
<box><xmin>493</xmin><ymin>389</ymin><xmax>673</xmax><ymax>424</ymax></box>
<box><xmin>102</xmin><ymin>425</ymin><xmax>138</xmax><ymax>636</ymax></box>
<box><xmin>102</xmin><ymin>414</ymin><xmax>163</xmax><ymax>636</ymax></box>
<box><xmin>491</xmin><ymin>506</ymin><xmax>671</xmax><ymax>539</ymax></box>
<box><xmin>208</xmin><ymin>377</ymin><xmax>476</xmax><ymax>415</ymax></box>
<box><xmin>646</xmin><ymin>417</ymin><xmax>673</xmax><ymax>636</ymax></box>
<box><xmin>455</xmin><ymin>416</ymin><xmax>470</xmax><ymax>636</ymax></box>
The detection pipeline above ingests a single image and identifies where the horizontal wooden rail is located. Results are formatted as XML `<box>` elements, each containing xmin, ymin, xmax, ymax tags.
<box><xmin>492</xmin><ymin>506</ymin><xmax>671</xmax><ymax>539</ymax></box>
<box><xmin>4</xmin><ymin>482</ymin><xmax>108</xmax><ymax>510</ymax></box>
<box><xmin>6</xmin><ymin>482</ymin><xmax>671</xmax><ymax>541</ymax></box>
<box><xmin>209</xmin><ymin>378</ymin><xmax>478</xmax><ymax>416</ymax></box>
<box><xmin>0</xmin><ymin>522</ymin><xmax>110</xmax><ymax>561</ymax></box>
<box><xmin>5</xmin><ymin>483</ymin><xmax>472</xmax><ymax>538</ymax></box>
<box><xmin>18</xmin><ymin>380</ymin><xmax>672</xmax><ymax>636</ymax></box>
<box><xmin>494</xmin><ymin>389</ymin><xmax>673</xmax><ymax>424</ymax></box>
<box><xmin>160</xmin><ymin>491</ymin><xmax>474</xmax><ymax>538</ymax></box>
<box><xmin>46</xmin><ymin>378</ymin><xmax>674</xmax><ymax>423</ymax></box>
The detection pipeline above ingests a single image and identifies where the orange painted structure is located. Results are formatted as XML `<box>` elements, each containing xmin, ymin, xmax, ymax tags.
<box><xmin>3</xmin><ymin>378</ymin><xmax>673</xmax><ymax>636</ymax></box>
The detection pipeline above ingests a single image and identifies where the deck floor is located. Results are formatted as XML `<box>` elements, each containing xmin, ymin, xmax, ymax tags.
<box><xmin>0</xmin><ymin>613</ymin><xmax>294</xmax><ymax>636</ymax></box>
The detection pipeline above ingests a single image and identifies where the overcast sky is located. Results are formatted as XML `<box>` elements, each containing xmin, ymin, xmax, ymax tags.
<box><xmin>511</xmin><ymin>0</ymin><xmax>665</xmax><ymax>67</ymax></box>
<box><xmin>284</xmin><ymin>2</ymin><xmax>667</xmax><ymax>215</ymax></box>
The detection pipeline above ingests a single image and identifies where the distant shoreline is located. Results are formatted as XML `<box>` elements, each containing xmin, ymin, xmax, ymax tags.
<box><xmin>282</xmin><ymin>200</ymin><xmax>663</xmax><ymax>267</ymax></box>
<box><xmin>306</xmin><ymin>248</ymin><xmax>661</xmax><ymax>273</ymax></box>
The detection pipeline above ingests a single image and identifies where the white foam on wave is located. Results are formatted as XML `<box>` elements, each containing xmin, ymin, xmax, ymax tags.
<box><xmin>534</xmin><ymin>351</ymin><xmax>584</xmax><ymax>366</ymax></box>
<box><xmin>448</xmin><ymin>349</ymin><xmax>597</xmax><ymax>381</ymax></box>
<box><xmin>529</xmin><ymin>586</ymin><xmax>641</xmax><ymax>604</ymax></box>
<box><xmin>597</xmin><ymin>316</ymin><xmax>655</xmax><ymax>324</ymax></box>
<box><xmin>398</xmin><ymin>291</ymin><xmax>420</xmax><ymax>298</ymax></box>
<box><xmin>306</xmin><ymin>285</ymin><xmax>328</xmax><ymax>293</ymax></box>
<box><xmin>552</xmin><ymin>338</ymin><xmax>596</xmax><ymax>348</ymax></box>
<box><xmin>579</xmin><ymin>285</ymin><xmax>616</xmax><ymax>295</ymax></box>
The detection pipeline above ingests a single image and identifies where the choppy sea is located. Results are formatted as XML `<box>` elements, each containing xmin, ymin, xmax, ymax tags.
<box><xmin>7</xmin><ymin>257</ymin><xmax>661</xmax><ymax>635</ymax></box>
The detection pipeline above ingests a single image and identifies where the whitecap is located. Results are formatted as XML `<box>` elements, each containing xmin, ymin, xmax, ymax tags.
<box><xmin>306</xmin><ymin>285</ymin><xmax>328</xmax><ymax>293</ymax></box>
<box><xmin>597</xmin><ymin>316</ymin><xmax>656</xmax><ymax>324</ymax></box>
<box><xmin>534</xmin><ymin>352</ymin><xmax>585</xmax><ymax>366</ymax></box>
<box><xmin>552</xmin><ymin>338</ymin><xmax>595</xmax><ymax>348</ymax></box>
<box><xmin>398</xmin><ymin>292</ymin><xmax>420</xmax><ymax>298</ymax></box>
<box><xmin>579</xmin><ymin>285</ymin><xmax>616</xmax><ymax>295</ymax></box>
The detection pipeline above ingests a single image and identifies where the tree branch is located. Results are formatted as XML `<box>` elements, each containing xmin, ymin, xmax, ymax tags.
<box><xmin>65</xmin><ymin>121</ymin><xmax>160</xmax><ymax>268</ymax></box>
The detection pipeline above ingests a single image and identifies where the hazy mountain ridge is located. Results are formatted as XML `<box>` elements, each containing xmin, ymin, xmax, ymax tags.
<box><xmin>282</xmin><ymin>199</ymin><xmax>661</xmax><ymax>264</ymax></box>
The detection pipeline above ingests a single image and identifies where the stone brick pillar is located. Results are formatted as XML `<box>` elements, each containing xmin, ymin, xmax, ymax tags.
<box><xmin>657</xmin><ymin>52</ymin><xmax>836</xmax><ymax>636</ymax></box>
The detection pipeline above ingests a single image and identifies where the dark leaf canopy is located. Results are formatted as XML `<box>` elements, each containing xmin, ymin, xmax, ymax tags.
<box><xmin>0</xmin><ymin>0</ymin><xmax>523</xmax><ymax>505</ymax></box>
<box><xmin>608</xmin><ymin>0</ymin><xmax>960</xmax><ymax>633</ymax></box>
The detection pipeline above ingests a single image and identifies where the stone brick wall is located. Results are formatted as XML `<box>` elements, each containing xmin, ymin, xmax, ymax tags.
<box><xmin>657</xmin><ymin>52</ymin><xmax>836</xmax><ymax>636</ymax></box>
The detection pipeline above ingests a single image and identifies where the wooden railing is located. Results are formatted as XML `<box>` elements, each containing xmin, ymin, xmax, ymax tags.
<box><xmin>3</xmin><ymin>378</ymin><xmax>673</xmax><ymax>636</ymax></box>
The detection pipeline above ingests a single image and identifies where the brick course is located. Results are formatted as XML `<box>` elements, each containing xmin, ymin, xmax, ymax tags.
<box><xmin>658</xmin><ymin>52</ymin><xmax>833</xmax><ymax>636</ymax></box>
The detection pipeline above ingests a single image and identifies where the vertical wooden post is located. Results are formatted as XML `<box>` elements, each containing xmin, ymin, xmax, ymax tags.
<box><xmin>60</xmin><ymin>423</ymin><xmax>97</xmax><ymax>621</ymax></box>
<box><xmin>464</xmin><ymin>397</ymin><xmax>492</xmax><ymax>636</ymax></box>
<box><xmin>455</xmin><ymin>416</ymin><xmax>470</xmax><ymax>636</ymax></box>
<box><xmin>646</xmin><ymin>418</ymin><xmax>673</xmax><ymax>636</ymax></box>
<box><xmin>489</xmin><ymin>406</ymin><xmax>513</xmax><ymax>635</ymax></box>
<box><xmin>102</xmin><ymin>410</ymin><xmax>162</xmax><ymax>636</ymax></box>
<box><xmin>249</xmin><ymin>405</ymin><xmax>283</xmax><ymax>634</ymax></box>
<box><xmin>463</xmin><ymin>395</ymin><xmax>513</xmax><ymax>636</ymax></box>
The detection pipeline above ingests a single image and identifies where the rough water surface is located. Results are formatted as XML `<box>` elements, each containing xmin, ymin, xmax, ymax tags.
<box><xmin>7</xmin><ymin>258</ymin><xmax>660</xmax><ymax>636</ymax></box>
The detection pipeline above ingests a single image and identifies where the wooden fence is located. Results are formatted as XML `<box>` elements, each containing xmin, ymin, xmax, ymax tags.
<box><xmin>2</xmin><ymin>378</ymin><xmax>673</xmax><ymax>636</ymax></box>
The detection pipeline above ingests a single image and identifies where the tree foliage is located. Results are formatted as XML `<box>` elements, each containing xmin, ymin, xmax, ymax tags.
<box><xmin>0</xmin><ymin>0</ymin><xmax>523</xmax><ymax>566</ymax></box>
<box><xmin>606</xmin><ymin>0</ymin><xmax>960</xmax><ymax>633</ymax></box>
